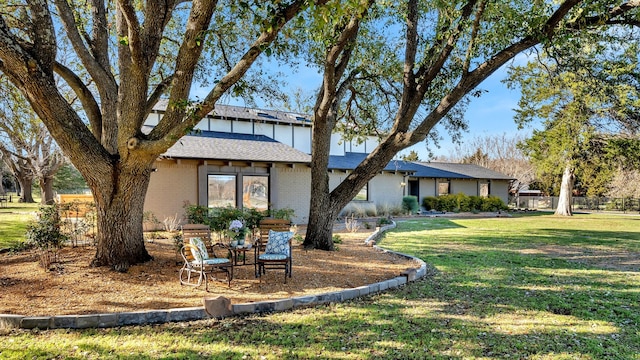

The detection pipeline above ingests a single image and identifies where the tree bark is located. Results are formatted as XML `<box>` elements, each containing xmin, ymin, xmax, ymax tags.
<box><xmin>304</xmin><ymin>116</ymin><xmax>338</xmax><ymax>250</ymax></box>
<box><xmin>16</xmin><ymin>173</ymin><xmax>34</xmax><ymax>203</ymax></box>
<box><xmin>90</xmin><ymin>165</ymin><xmax>153</xmax><ymax>271</ymax></box>
<box><xmin>39</xmin><ymin>176</ymin><xmax>55</xmax><ymax>205</ymax></box>
<box><xmin>555</xmin><ymin>163</ymin><xmax>575</xmax><ymax>216</ymax></box>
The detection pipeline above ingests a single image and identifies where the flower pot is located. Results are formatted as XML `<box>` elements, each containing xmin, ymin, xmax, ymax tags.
<box><xmin>230</xmin><ymin>240</ymin><xmax>238</xmax><ymax>247</ymax></box>
<box><xmin>237</xmin><ymin>237</ymin><xmax>245</xmax><ymax>246</ymax></box>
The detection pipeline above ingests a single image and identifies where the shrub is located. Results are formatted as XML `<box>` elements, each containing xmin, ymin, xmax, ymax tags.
<box><xmin>183</xmin><ymin>203</ymin><xmax>210</xmax><ymax>225</ymax></box>
<box><xmin>422</xmin><ymin>196</ymin><xmax>438</xmax><ymax>211</ymax></box>
<box><xmin>344</xmin><ymin>214</ymin><xmax>360</xmax><ymax>232</ymax></box>
<box><xmin>402</xmin><ymin>196</ymin><xmax>419</xmax><ymax>214</ymax></box>
<box><xmin>332</xmin><ymin>234</ymin><xmax>343</xmax><ymax>244</ymax></box>
<box><xmin>468</xmin><ymin>196</ymin><xmax>484</xmax><ymax>212</ymax></box>
<box><xmin>26</xmin><ymin>205</ymin><xmax>68</xmax><ymax>269</ymax></box>
<box><xmin>481</xmin><ymin>196</ymin><xmax>508</xmax><ymax>212</ymax></box>
<box><xmin>436</xmin><ymin>194</ymin><xmax>458</xmax><ymax>212</ymax></box>
<box><xmin>269</xmin><ymin>207</ymin><xmax>295</xmax><ymax>221</ymax></box>
<box><xmin>424</xmin><ymin>194</ymin><xmax>507</xmax><ymax>212</ymax></box>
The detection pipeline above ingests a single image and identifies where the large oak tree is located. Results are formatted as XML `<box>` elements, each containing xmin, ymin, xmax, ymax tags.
<box><xmin>0</xmin><ymin>0</ymin><xmax>328</xmax><ymax>271</ymax></box>
<box><xmin>302</xmin><ymin>0</ymin><xmax>640</xmax><ymax>249</ymax></box>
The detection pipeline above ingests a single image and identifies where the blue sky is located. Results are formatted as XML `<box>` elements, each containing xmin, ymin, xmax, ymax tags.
<box><xmin>208</xmin><ymin>58</ymin><xmax>535</xmax><ymax>161</ymax></box>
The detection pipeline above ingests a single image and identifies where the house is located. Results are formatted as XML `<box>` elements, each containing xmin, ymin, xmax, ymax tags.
<box><xmin>144</xmin><ymin>101</ymin><xmax>514</xmax><ymax>224</ymax></box>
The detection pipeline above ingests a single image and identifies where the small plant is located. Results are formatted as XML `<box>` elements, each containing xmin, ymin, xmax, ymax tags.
<box><xmin>402</xmin><ymin>195</ymin><xmax>419</xmax><ymax>214</ymax></box>
<box><xmin>332</xmin><ymin>234</ymin><xmax>343</xmax><ymax>244</ymax></box>
<box><xmin>377</xmin><ymin>217</ymin><xmax>392</xmax><ymax>226</ymax></box>
<box><xmin>345</xmin><ymin>214</ymin><xmax>360</xmax><ymax>233</ymax></box>
<box><xmin>363</xmin><ymin>221</ymin><xmax>372</xmax><ymax>230</ymax></box>
<box><xmin>144</xmin><ymin>231</ymin><xmax>162</xmax><ymax>242</ymax></box>
<box><xmin>143</xmin><ymin>211</ymin><xmax>161</xmax><ymax>231</ymax></box>
<box><xmin>172</xmin><ymin>232</ymin><xmax>183</xmax><ymax>252</ymax></box>
<box><xmin>162</xmin><ymin>213</ymin><xmax>180</xmax><ymax>232</ymax></box>
<box><xmin>25</xmin><ymin>205</ymin><xmax>68</xmax><ymax>270</ymax></box>
<box><xmin>292</xmin><ymin>233</ymin><xmax>304</xmax><ymax>243</ymax></box>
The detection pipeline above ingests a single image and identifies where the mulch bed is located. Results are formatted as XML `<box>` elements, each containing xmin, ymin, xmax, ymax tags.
<box><xmin>0</xmin><ymin>227</ymin><xmax>419</xmax><ymax>316</ymax></box>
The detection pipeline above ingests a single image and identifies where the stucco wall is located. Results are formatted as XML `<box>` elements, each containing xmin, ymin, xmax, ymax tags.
<box><xmin>272</xmin><ymin>167</ymin><xmax>312</xmax><ymax>224</ymax></box>
<box><xmin>451</xmin><ymin>179</ymin><xmax>479</xmax><ymax>197</ymax></box>
<box><xmin>491</xmin><ymin>180</ymin><xmax>510</xmax><ymax>204</ymax></box>
<box><xmin>419</xmin><ymin>178</ymin><xmax>437</xmax><ymax>199</ymax></box>
<box><xmin>328</xmin><ymin>172</ymin><xmax>405</xmax><ymax>217</ymax></box>
<box><xmin>369</xmin><ymin>173</ymin><xmax>405</xmax><ymax>209</ymax></box>
<box><xmin>145</xmin><ymin>160</ymin><xmax>199</xmax><ymax>224</ymax></box>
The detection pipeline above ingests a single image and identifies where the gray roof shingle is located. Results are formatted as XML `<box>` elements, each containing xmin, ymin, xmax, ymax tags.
<box><xmin>153</xmin><ymin>99</ymin><xmax>312</xmax><ymax>125</ymax></box>
<box><xmin>414</xmin><ymin>162</ymin><xmax>515</xmax><ymax>180</ymax></box>
<box><xmin>161</xmin><ymin>130</ymin><xmax>311</xmax><ymax>163</ymax></box>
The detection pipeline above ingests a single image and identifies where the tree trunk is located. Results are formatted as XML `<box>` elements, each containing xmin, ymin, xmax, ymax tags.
<box><xmin>16</xmin><ymin>174</ymin><xmax>34</xmax><ymax>203</ymax></box>
<box><xmin>40</xmin><ymin>176</ymin><xmax>55</xmax><ymax>205</ymax></box>
<box><xmin>90</xmin><ymin>167</ymin><xmax>152</xmax><ymax>272</ymax></box>
<box><xmin>555</xmin><ymin>163</ymin><xmax>575</xmax><ymax>216</ymax></box>
<box><xmin>304</xmin><ymin>103</ymin><xmax>338</xmax><ymax>250</ymax></box>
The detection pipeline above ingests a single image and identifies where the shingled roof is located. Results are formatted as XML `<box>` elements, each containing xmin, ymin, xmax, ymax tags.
<box><xmin>415</xmin><ymin>162</ymin><xmax>515</xmax><ymax>180</ymax></box>
<box><xmin>327</xmin><ymin>153</ymin><xmax>512</xmax><ymax>180</ymax></box>
<box><xmin>160</xmin><ymin>130</ymin><xmax>311</xmax><ymax>164</ymax></box>
<box><xmin>153</xmin><ymin>99</ymin><xmax>312</xmax><ymax>125</ymax></box>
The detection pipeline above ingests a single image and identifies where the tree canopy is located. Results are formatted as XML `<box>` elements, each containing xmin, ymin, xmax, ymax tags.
<box><xmin>302</xmin><ymin>0</ymin><xmax>640</xmax><ymax>245</ymax></box>
<box><xmin>0</xmin><ymin>0</ymin><xmax>331</xmax><ymax>270</ymax></box>
<box><xmin>506</xmin><ymin>28</ymin><xmax>640</xmax><ymax>211</ymax></box>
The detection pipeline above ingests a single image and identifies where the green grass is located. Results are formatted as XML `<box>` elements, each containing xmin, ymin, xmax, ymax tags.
<box><xmin>0</xmin><ymin>199</ymin><xmax>39</xmax><ymax>250</ymax></box>
<box><xmin>2</xmin><ymin>213</ymin><xmax>639</xmax><ymax>359</ymax></box>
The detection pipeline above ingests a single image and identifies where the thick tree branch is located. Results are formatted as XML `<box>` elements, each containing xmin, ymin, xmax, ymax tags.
<box><xmin>117</xmin><ymin>0</ymin><xmax>144</xmax><ymax>68</ymax></box>
<box><xmin>53</xmin><ymin>0</ymin><xmax>116</xmax><ymax>90</ymax></box>
<box><xmin>463</xmin><ymin>0</ymin><xmax>487</xmax><ymax>74</ymax></box>
<box><xmin>402</xmin><ymin>0</ymin><xmax>419</xmax><ymax>100</ymax></box>
<box><xmin>53</xmin><ymin>62</ymin><xmax>102</xmax><ymax>140</ymax></box>
<box><xmin>89</xmin><ymin>0</ymin><xmax>111</xmax><ymax>71</ymax></box>
<box><xmin>147</xmin><ymin>0</ymin><xmax>330</xmax><ymax>152</ymax></box>
<box><xmin>26</xmin><ymin>0</ymin><xmax>56</xmax><ymax>75</ymax></box>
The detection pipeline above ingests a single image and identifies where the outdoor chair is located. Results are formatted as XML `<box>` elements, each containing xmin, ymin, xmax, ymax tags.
<box><xmin>254</xmin><ymin>219</ymin><xmax>293</xmax><ymax>283</ymax></box>
<box><xmin>179</xmin><ymin>224</ymin><xmax>233</xmax><ymax>290</ymax></box>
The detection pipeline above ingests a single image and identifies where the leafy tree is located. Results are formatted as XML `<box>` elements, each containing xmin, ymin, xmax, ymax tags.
<box><xmin>0</xmin><ymin>0</ymin><xmax>329</xmax><ymax>270</ymax></box>
<box><xmin>303</xmin><ymin>1</ymin><xmax>640</xmax><ymax>248</ymax></box>
<box><xmin>53</xmin><ymin>163</ymin><xmax>88</xmax><ymax>194</ymax></box>
<box><xmin>401</xmin><ymin>150</ymin><xmax>421</xmax><ymax>162</ymax></box>
<box><xmin>508</xmin><ymin>34</ymin><xmax>640</xmax><ymax>215</ymax></box>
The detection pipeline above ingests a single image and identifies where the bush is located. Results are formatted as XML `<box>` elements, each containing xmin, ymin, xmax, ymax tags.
<box><xmin>402</xmin><ymin>196</ymin><xmax>419</xmax><ymax>214</ymax></box>
<box><xmin>26</xmin><ymin>205</ymin><xmax>68</xmax><ymax>269</ymax></box>
<box><xmin>422</xmin><ymin>194</ymin><xmax>508</xmax><ymax>213</ymax></box>
<box><xmin>481</xmin><ymin>196</ymin><xmax>508</xmax><ymax>212</ymax></box>
<box><xmin>269</xmin><ymin>207</ymin><xmax>295</xmax><ymax>221</ymax></box>
<box><xmin>422</xmin><ymin>196</ymin><xmax>438</xmax><ymax>211</ymax></box>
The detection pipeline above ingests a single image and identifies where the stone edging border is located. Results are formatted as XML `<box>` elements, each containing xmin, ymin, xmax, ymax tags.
<box><xmin>0</xmin><ymin>220</ymin><xmax>427</xmax><ymax>330</ymax></box>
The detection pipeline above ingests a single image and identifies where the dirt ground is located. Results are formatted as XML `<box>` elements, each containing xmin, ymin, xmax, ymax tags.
<box><xmin>0</xmin><ymin>226</ymin><xmax>419</xmax><ymax>317</ymax></box>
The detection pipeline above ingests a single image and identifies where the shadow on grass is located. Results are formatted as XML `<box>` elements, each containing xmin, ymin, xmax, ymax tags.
<box><xmin>6</xmin><ymin>216</ymin><xmax>640</xmax><ymax>359</ymax></box>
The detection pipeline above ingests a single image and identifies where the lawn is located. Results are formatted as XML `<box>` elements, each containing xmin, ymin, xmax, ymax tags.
<box><xmin>0</xmin><ymin>198</ymin><xmax>39</xmax><ymax>250</ymax></box>
<box><xmin>1</xmin><ymin>213</ymin><xmax>639</xmax><ymax>359</ymax></box>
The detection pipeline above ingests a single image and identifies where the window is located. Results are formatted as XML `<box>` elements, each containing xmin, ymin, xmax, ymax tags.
<box><xmin>243</xmin><ymin>175</ymin><xmax>269</xmax><ymax>210</ymax></box>
<box><xmin>353</xmin><ymin>183</ymin><xmax>368</xmax><ymax>201</ymax></box>
<box><xmin>438</xmin><ymin>181</ymin><xmax>450</xmax><ymax>196</ymax></box>
<box><xmin>207</xmin><ymin>175</ymin><xmax>236</xmax><ymax>207</ymax></box>
<box><xmin>480</xmin><ymin>183</ymin><xmax>489</xmax><ymax>197</ymax></box>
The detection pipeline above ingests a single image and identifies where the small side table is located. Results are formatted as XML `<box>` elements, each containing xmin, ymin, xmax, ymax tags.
<box><xmin>229</xmin><ymin>244</ymin><xmax>252</xmax><ymax>266</ymax></box>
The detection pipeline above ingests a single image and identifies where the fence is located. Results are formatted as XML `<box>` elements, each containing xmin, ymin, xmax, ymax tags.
<box><xmin>511</xmin><ymin>196</ymin><xmax>640</xmax><ymax>213</ymax></box>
